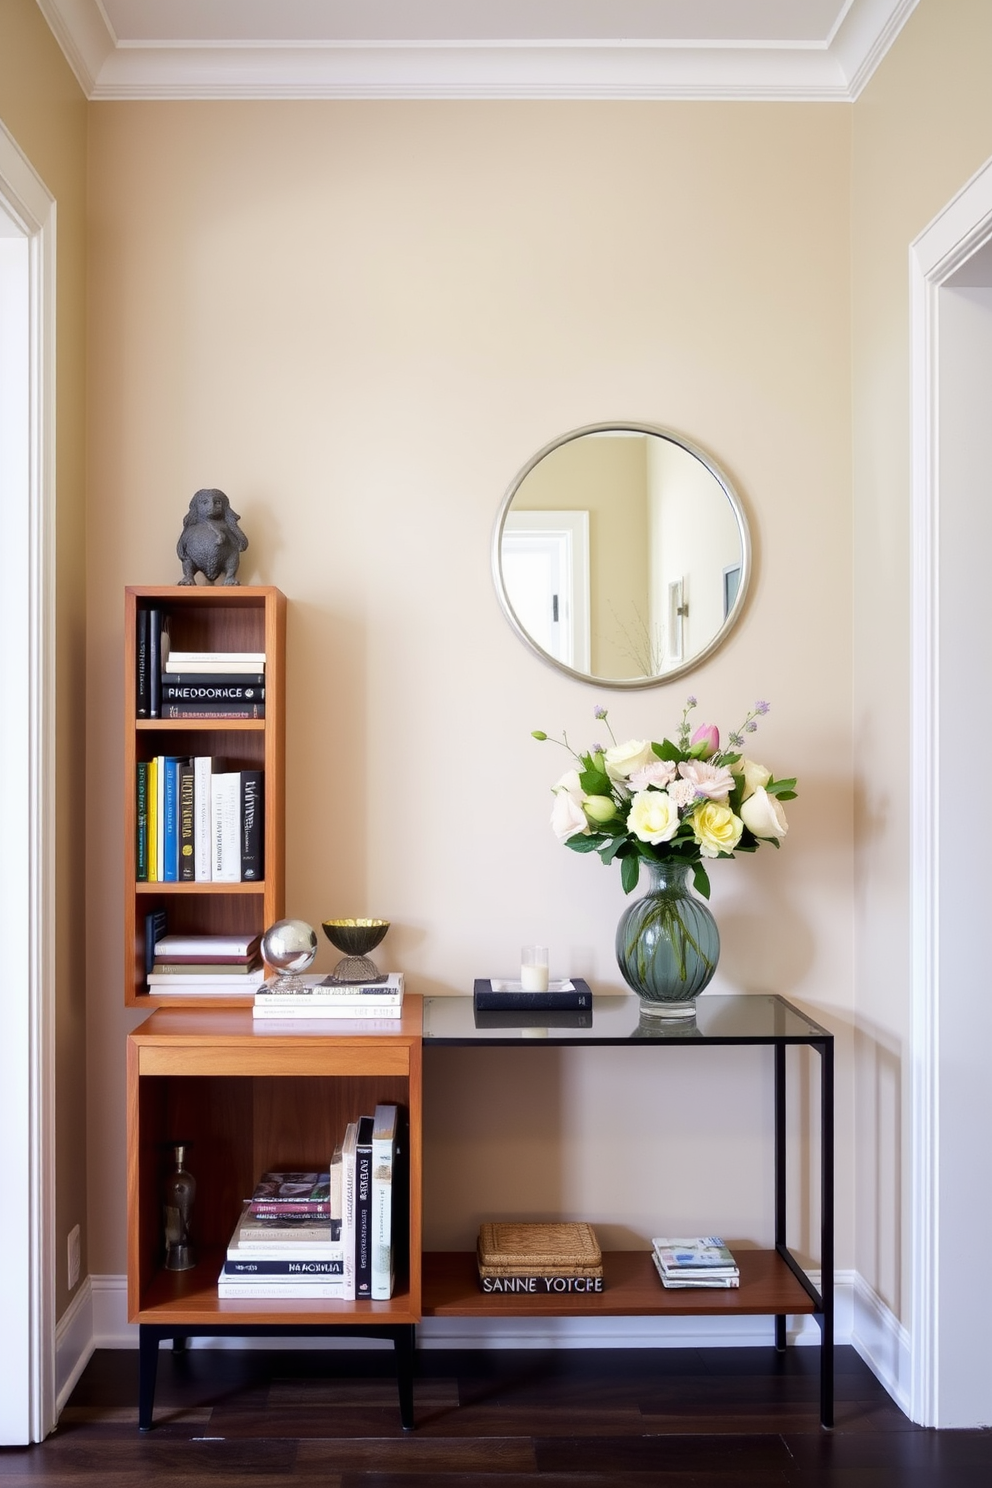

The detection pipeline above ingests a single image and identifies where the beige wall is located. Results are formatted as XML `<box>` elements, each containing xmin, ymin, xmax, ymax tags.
<box><xmin>851</xmin><ymin>0</ymin><xmax>992</xmax><ymax>1325</ymax></box>
<box><xmin>86</xmin><ymin>99</ymin><xmax>853</xmax><ymax>1269</ymax></box>
<box><xmin>0</xmin><ymin>0</ymin><xmax>87</xmax><ymax>1320</ymax></box>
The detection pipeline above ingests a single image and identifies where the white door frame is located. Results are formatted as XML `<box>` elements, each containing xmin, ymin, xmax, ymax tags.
<box><xmin>909</xmin><ymin>154</ymin><xmax>992</xmax><ymax>1429</ymax></box>
<box><xmin>0</xmin><ymin>119</ymin><xmax>57</xmax><ymax>1444</ymax></box>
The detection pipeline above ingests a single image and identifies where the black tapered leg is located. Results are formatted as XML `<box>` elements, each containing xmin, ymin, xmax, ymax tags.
<box><xmin>394</xmin><ymin>1324</ymin><xmax>416</xmax><ymax>1429</ymax></box>
<box><xmin>774</xmin><ymin>1042</ymin><xmax>787</xmax><ymax>1351</ymax></box>
<box><xmin>171</xmin><ymin>1333</ymin><xmax>187</xmax><ymax>1354</ymax></box>
<box><xmin>819</xmin><ymin>1037</ymin><xmax>835</xmax><ymax>1428</ymax></box>
<box><xmin>137</xmin><ymin>1326</ymin><xmax>160</xmax><ymax>1431</ymax></box>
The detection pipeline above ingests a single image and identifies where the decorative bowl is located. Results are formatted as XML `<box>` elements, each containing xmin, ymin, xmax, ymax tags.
<box><xmin>321</xmin><ymin>918</ymin><xmax>389</xmax><ymax>983</ymax></box>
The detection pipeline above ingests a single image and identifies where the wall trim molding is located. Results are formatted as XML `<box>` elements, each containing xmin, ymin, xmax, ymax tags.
<box><xmin>851</xmin><ymin>1274</ymin><xmax>911</xmax><ymax>1415</ymax></box>
<box><xmin>909</xmin><ymin>152</ymin><xmax>992</xmax><ymax>1429</ymax></box>
<box><xmin>36</xmin><ymin>0</ymin><xmax>917</xmax><ymax>102</ymax></box>
<box><xmin>55</xmin><ymin>1280</ymin><xmax>94</xmax><ymax>1415</ymax></box>
<box><xmin>0</xmin><ymin>118</ymin><xmax>57</xmax><ymax>1447</ymax></box>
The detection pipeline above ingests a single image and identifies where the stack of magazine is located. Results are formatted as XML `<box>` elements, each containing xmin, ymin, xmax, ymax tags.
<box><xmin>651</xmin><ymin>1236</ymin><xmax>740</xmax><ymax>1288</ymax></box>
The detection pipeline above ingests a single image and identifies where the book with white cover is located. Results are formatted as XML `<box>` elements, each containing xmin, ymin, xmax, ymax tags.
<box><xmin>371</xmin><ymin>1104</ymin><xmax>398</xmax><ymax>1300</ymax></box>
<box><xmin>193</xmin><ymin>755</ymin><xmax>215</xmax><ymax>881</ymax></box>
<box><xmin>148</xmin><ymin>969</ymin><xmax>266</xmax><ymax>987</ymax></box>
<box><xmin>340</xmin><ymin>1121</ymin><xmax>358</xmax><ymax>1301</ymax></box>
<box><xmin>252</xmin><ymin>1001</ymin><xmax>402</xmax><ymax>1021</ymax></box>
<box><xmin>228</xmin><ymin>1203</ymin><xmax>341</xmax><ymax>1255</ymax></box>
<box><xmin>211</xmin><ymin>771</ymin><xmax>241</xmax><ymax>882</ymax></box>
<box><xmin>652</xmin><ymin>1237</ymin><xmax>738</xmax><ymax>1272</ymax></box>
<box><xmin>254</xmin><ymin>973</ymin><xmax>404</xmax><ymax>1004</ymax></box>
<box><xmin>167</xmin><ymin>651</ymin><xmax>265</xmax><ymax>666</ymax></box>
<box><xmin>216</xmin><ymin>1278</ymin><xmax>346</xmax><ymax>1299</ymax></box>
<box><xmin>153</xmin><ymin>933</ymin><xmax>261</xmax><ymax>958</ymax></box>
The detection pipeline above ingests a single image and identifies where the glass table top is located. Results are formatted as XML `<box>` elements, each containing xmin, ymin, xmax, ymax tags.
<box><xmin>422</xmin><ymin>992</ymin><xmax>831</xmax><ymax>1045</ymax></box>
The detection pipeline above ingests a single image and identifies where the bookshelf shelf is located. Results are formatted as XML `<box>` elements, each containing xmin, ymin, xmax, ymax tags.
<box><xmin>127</xmin><ymin>1004</ymin><xmax>423</xmax><ymax>1422</ymax></box>
<box><xmin>123</xmin><ymin>585</ymin><xmax>285</xmax><ymax>1009</ymax></box>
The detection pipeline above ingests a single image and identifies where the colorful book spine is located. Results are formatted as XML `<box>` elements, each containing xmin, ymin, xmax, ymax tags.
<box><xmin>371</xmin><ymin>1104</ymin><xmax>397</xmax><ymax>1300</ymax></box>
<box><xmin>177</xmin><ymin>758</ymin><xmax>195</xmax><ymax>881</ymax></box>
<box><xmin>146</xmin><ymin>756</ymin><xmax>159</xmax><ymax>883</ymax></box>
<box><xmin>193</xmin><ymin>756</ymin><xmax>214</xmax><ymax>882</ymax></box>
<box><xmin>220</xmin><ymin>1257</ymin><xmax>343</xmax><ymax>1277</ymax></box>
<box><xmin>135</xmin><ymin>761</ymin><xmax>149</xmax><ymax>881</ymax></box>
<box><xmin>162</xmin><ymin>683</ymin><xmax>265</xmax><ymax>702</ymax></box>
<box><xmin>162</xmin><ymin>756</ymin><xmax>181</xmax><ymax>882</ymax></box>
<box><xmin>162</xmin><ymin>702</ymin><xmax>265</xmax><ymax>719</ymax></box>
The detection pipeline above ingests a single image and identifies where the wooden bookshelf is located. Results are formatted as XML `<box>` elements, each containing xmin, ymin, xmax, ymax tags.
<box><xmin>123</xmin><ymin>585</ymin><xmax>286</xmax><ymax>1008</ymax></box>
<box><xmin>126</xmin><ymin>1004</ymin><xmax>423</xmax><ymax>1329</ymax></box>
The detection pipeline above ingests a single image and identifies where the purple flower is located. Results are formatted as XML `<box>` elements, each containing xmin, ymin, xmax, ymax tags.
<box><xmin>686</xmin><ymin>695</ymin><xmax>698</xmax><ymax>707</ymax></box>
<box><xmin>746</xmin><ymin>720</ymin><xmax>758</xmax><ymax>732</ymax></box>
<box><xmin>594</xmin><ymin>705</ymin><xmax>608</xmax><ymax>719</ymax></box>
<box><xmin>755</xmin><ymin>700</ymin><xmax>770</xmax><ymax>715</ymax></box>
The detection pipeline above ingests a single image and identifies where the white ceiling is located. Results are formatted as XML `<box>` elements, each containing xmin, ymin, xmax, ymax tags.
<box><xmin>37</xmin><ymin>0</ymin><xmax>919</xmax><ymax>100</ymax></box>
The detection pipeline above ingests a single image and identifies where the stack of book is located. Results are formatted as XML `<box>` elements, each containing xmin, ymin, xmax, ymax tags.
<box><xmin>135</xmin><ymin>608</ymin><xmax>266</xmax><ymax>720</ymax></box>
<box><xmin>476</xmin><ymin>1221</ymin><xmax>605</xmax><ymax>1294</ymax></box>
<box><xmin>650</xmin><ymin>1237</ymin><xmax>740</xmax><ymax>1288</ymax></box>
<box><xmin>252</xmin><ymin>973</ymin><xmax>404</xmax><ymax>1022</ymax></box>
<box><xmin>340</xmin><ymin>1104</ymin><xmax>400</xmax><ymax>1300</ymax></box>
<box><xmin>146</xmin><ymin>931</ymin><xmax>265</xmax><ymax>996</ymax></box>
<box><xmin>136</xmin><ymin>757</ymin><xmax>263</xmax><ymax>883</ymax></box>
<box><xmin>218</xmin><ymin>1168</ymin><xmax>343</xmax><ymax>1298</ymax></box>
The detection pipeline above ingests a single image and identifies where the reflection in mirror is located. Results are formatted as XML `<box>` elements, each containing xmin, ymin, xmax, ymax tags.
<box><xmin>493</xmin><ymin>424</ymin><xmax>750</xmax><ymax>688</ymax></box>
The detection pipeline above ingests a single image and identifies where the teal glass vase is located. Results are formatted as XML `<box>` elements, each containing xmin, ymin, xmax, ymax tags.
<box><xmin>615</xmin><ymin>859</ymin><xmax>720</xmax><ymax>1019</ymax></box>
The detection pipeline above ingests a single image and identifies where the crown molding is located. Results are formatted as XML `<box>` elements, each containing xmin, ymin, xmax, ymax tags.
<box><xmin>36</xmin><ymin>0</ymin><xmax>918</xmax><ymax>102</ymax></box>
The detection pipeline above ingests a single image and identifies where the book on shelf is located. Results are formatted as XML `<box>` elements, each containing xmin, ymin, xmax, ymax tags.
<box><xmin>161</xmin><ymin>755</ymin><xmax>184</xmax><ymax>882</ymax></box>
<box><xmin>252</xmin><ymin>973</ymin><xmax>404</xmax><ymax>1016</ymax></box>
<box><xmin>340</xmin><ymin>1121</ymin><xmax>358</xmax><ymax>1301</ymax></box>
<box><xmin>136</xmin><ymin>762</ymin><xmax>149</xmax><ymax>880</ymax></box>
<box><xmin>650</xmin><ymin>1251</ymin><xmax>739</xmax><ymax>1288</ymax></box>
<box><xmin>371</xmin><ymin>1104</ymin><xmax>397</xmax><ymax>1300</ymax></box>
<box><xmin>146</xmin><ymin>969</ymin><xmax>267</xmax><ymax>988</ymax></box>
<box><xmin>476</xmin><ymin>1221</ymin><xmax>604</xmax><ymax>1289</ymax></box>
<box><xmin>136</xmin><ymin>608</ymin><xmax>150</xmax><ymax>717</ymax></box>
<box><xmin>162</xmin><ymin>683</ymin><xmax>265</xmax><ymax>702</ymax></box>
<box><xmin>354</xmin><ymin>1115</ymin><xmax>375</xmax><ymax>1300</ymax></box>
<box><xmin>211</xmin><ymin>771</ymin><xmax>242</xmax><ymax>881</ymax></box>
<box><xmin>165</xmin><ymin>671</ymin><xmax>265</xmax><ymax>688</ymax></box>
<box><xmin>168</xmin><ymin>648</ymin><xmax>267</xmax><ymax>666</ymax></box>
<box><xmin>230</xmin><ymin>1203</ymin><xmax>342</xmax><ymax>1249</ymax></box>
<box><xmin>329</xmin><ymin>1142</ymin><xmax>343</xmax><ymax>1230</ymax></box>
<box><xmin>163</xmin><ymin>701</ymin><xmax>265</xmax><ymax>719</ymax></box>
<box><xmin>652</xmin><ymin>1237</ymin><xmax>738</xmax><ymax>1272</ymax></box>
<box><xmin>177</xmin><ymin>758</ymin><xmax>195</xmax><ymax>881</ymax></box>
<box><xmin>147</xmin><ymin>608</ymin><xmax>167</xmax><ymax>718</ymax></box>
<box><xmin>221</xmin><ymin>1256</ymin><xmax>344</xmax><ymax>1277</ymax></box>
<box><xmin>193</xmin><ymin>755</ymin><xmax>215</xmax><ymax>881</ymax></box>
<box><xmin>473</xmin><ymin>978</ymin><xmax>592</xmax><ymax>1011</ymax></box>
<box><xmin>216</xmin><ymin>1278</ymin><xmax>346</xmax><ymax>1299</ymax></box>
<box><xmin>143</xmin><ymin>907</ymin><xmax>168</xmax><ymax>979</ymax></box>
<box><xmin>313</xmin><ymin>973</ymin><xmax>404</xmax><ymax>998</ymax></box>
<box><xmin>152</xmin><ymin>958</ymin><xmax>263</xmax><ymax>975</ymax></box>
<box><xmin>249</xmin><ymin>1171</ymin><xmax>331</xmax><ymax>1216</ymax></box>
<box><xmin>153</xmin><ymin>933</ymin><xmax>261</xmax><ymax>959</ymax></box>
<box><xmin>241</xmin><ymin>769</ymin><xmax>264</xmax><ymax>881</ymax></box>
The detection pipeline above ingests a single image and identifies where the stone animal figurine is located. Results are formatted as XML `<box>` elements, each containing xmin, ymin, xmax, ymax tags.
<box><xmin>177</xmin><ymin>488</ymin><xmax>249</xmax><ymax>585</ymax></box>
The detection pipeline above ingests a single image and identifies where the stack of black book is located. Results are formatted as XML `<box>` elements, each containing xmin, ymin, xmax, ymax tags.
<box><xmin>136</xmin><ymin>607</ymin><xmax>265</xmax><ymax>719</ymax></box>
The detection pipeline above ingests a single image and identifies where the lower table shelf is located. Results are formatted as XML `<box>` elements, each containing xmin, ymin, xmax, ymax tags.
<box><xmin>422</xmin><ymin>1248</ymin><xmax>818</xmax><ymax>1318</ymax></box>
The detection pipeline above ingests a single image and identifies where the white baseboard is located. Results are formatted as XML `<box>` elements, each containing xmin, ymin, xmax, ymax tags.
<box><xmin>83</xmin><ymin>1269</ymin><xmax>857</xmax><ymax>1353</ymax></box>
<box><xmin>851</xmin><ymin>1273</ymin><xmax>912</xmax><ymax>1415</ymax></box>
<box><xmin>55</xmin><ymin>1279</ymin><xmax>95</xmax><ymax>1414</ymax></box>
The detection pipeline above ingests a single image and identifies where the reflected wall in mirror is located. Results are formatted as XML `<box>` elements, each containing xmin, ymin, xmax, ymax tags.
<box><xmin>493</xmin><ymin>424</ymin><xmax>751</xmax><ymax>688</ymax></box>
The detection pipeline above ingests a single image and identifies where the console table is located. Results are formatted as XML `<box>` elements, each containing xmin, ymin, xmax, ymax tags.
<box><xmin>421</xmin><ymin>992</ymin><xmax>834</xmax><ymax>1428</ymax></box>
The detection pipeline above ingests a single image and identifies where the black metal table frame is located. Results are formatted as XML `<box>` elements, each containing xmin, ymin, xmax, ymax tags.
<box><xmin>137</xmin><ymin>1322</ymin><xmax>416</xmax><ymax>1431</ymax></box>
<box><xmin>424</xmin><ymin>994</ymin><xmax>835</xmax><ymax>1429</ymax></box>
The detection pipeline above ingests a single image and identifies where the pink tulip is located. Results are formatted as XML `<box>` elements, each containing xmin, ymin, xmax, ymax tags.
<box><xmin>689</xmin><ymin>723</ymin><xmax>720</xmax><ymax>759</ymax></box>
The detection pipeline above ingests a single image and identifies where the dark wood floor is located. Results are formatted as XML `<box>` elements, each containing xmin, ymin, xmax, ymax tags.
<box><xmin>2</xmin><ymin>1345</ymin><xmax>990</xmax><ymax>1485</ymax></box>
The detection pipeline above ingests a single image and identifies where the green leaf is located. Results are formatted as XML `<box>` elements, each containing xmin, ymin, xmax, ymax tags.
<box><xmin>692</xmin><ymin>862</ymin><xmax>711</xmax><ymax>898</ymax></box>
<box><xmin>620</xmin><ymin>855</ymin><xmax>641</xmax><ymax>894</ymax></box>
<box><xmin>600</xmin><ymin>837</ymin><xmax>627</xmax><ymax>865</ymax></box>
<box><xmin>564</xmin><ymin>834</ymin><xmax>603</xmax><ymax>854</ymax></box>
<box><xmin>652</xmin><ymin>738</ymin><xmax>683</xmax><ymax>762</ymax></box>
<box><xmin>578</xmin><ymin>765</ymin><xmax>612</xmax><ymax>797</ymax></box>
<box><xmin>766</xmin><ymin>777</ymin><xmax>797</xmax><ymax>797</ymax></box>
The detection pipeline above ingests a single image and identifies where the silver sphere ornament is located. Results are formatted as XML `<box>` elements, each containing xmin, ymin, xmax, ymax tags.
<box><xmin>261</xmin><ymin>918</ymin><xmax>318</xmax><ymax>993</ymax></box>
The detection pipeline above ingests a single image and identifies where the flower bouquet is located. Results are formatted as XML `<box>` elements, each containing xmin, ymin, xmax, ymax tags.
<box><xmin>533</xmin><ymin>699</ymin><xmax>797</xmax><ymax>1015</ymax></box>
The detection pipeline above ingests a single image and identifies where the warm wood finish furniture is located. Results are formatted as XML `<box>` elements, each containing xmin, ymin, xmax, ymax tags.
<box><xmin>123</xmin><ymin>585</ymin><xmax>286</xmax><ymax>1008</ymax></box>
<box><xmin>421</xmin><ymin>992</ymin><xmax>835</xmax><ymax>1428</ymax></box>
<box><xmin>126</xmin><ymin>1003</ymin><xmax>423</xmax><ymax>1428</ymax></box>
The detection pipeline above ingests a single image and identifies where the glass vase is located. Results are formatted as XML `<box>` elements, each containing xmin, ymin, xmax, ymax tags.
<box><xmin>615</xmin><ymin>859</ymin><xmax>720</xmax><ymax>1019</ymax></box>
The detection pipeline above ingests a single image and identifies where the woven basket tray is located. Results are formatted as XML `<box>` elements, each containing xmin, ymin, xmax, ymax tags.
<box><xmin>477</xmin><ymin>1221</ymin><xmax>602</xmax><ymax>1269</ymax></box>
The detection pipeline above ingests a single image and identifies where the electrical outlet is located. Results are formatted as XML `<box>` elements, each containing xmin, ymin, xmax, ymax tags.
<box><xmin>67</xmin><ymin>1224</ymin><xmax>80</xmax><ymax>1291</ymax></box>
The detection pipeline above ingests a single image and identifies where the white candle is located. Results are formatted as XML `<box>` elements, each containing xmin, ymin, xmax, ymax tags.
<box><xmin>520</xmin><ymin>945</ymin><xmax>549</xmax><ymax>992</ymax></box>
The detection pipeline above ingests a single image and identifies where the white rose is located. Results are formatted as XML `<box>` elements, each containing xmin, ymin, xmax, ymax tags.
<box><xmin>627</xmin><ymin>789</ymin><xmax>680</xmax><ymax>845</ymax></box>
<box><xmin>551</xmin><ymin>771</ymin><xmax>590</xmax><ymax>841</ymax></box>
<box><xmin>604</xmin><ymin>739</ymin><xmax>656</xmax><ymax>783</ymax></box>
<box><xmin>739</xmin><ymin>786</ymin><xmax>789</xmax><ymax>840</ymax></box>
<box><xmin>733</xmin><ymin>758</ymin><xmax>772</xmax><ymax>802</ymax></box>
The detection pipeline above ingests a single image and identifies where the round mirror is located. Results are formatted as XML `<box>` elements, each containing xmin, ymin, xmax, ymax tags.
<box><xmin>492</xmin><ymin>423</ymin><xmax>751</xmax><ymax>688</ymax></box>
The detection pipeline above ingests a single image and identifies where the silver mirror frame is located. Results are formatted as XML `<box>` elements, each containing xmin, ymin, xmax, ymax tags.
<box><xmin>492</xmin><ymin>422</ymin><xmax>752</xmax><ymax>689</ymax></box>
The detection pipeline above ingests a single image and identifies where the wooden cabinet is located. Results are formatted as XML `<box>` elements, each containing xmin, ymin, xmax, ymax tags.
<box><xmin>123</xmin><ymin>585</ymin><xmax>285</xmax><ymax>1008</ymax></box>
